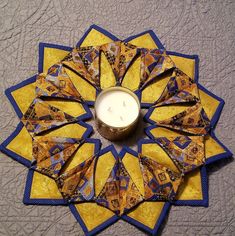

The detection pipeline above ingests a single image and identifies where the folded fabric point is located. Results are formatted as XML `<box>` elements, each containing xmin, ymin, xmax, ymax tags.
<box><xmin>31</xmin><ymin>136</ymin><xmax>84</xmax><ymax>178</ymax></box>
<box><xmin>21</xmin><ymin>98</ymin><xmax>78</xmax><ymax>136</ymax></box>
<box><xmin>154</xmin><ymin>136</ymin><xmax>205</xmax><ymax>174</ymax></box>
<box><xmin>156</xmin><ymin>103</ymin><xmax>211</xmax><ymax>135</ymax></box>
<box><xmin>153</xmin><ymin>68</ymin><xmax>200</xmax><ymax>107</ymax></box>
<box><xmin>138</xmin><ymin>154</ymin><xmax>182</xmax><ymax>201</ymax></box>
<box><xmin>36</xmin><ymin>63</ymin><xmax>84</xmax><ymax>102</ymax></box>
<box><xmin>56</xmin><ymin>154</ymin><xmax>97</xmax><ymax>202</ymax></box>
<box><xmin>95</xmin><ymin>157</ymin><xmax>144</xmax><ymax>216</ymax></box>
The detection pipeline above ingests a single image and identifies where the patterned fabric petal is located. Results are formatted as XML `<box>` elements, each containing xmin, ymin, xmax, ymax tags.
<box><xmin>139</xmin><ymin>155</ymin><xmax>182</xmax><ymax>201</ymax></box>
<box><xmin>62</xmin><ymin>47</ymin><xmax>98</xmax><ymax>87</ymax></box>
<box><xmin>118</xmin><ymin>42</ymin><xmax>138</xmax><ymax>83</ymax></box>
<box><xmin>101</xmin><ymin>41</ymin><xmax>120</xmax><ymax>80</ymax></box>
<box><xmin>95</xmin><ymin>158</ymin><xmax>143</xmax><ymax>215</ymax></box>
<box><xmin>140</xmin><ymin>49</ymin><xmax>175</xmax><ymax>88</ymax></box>
<box><xmin>101</xmin><ymin>41</ymin><xmax>138</xmax><ymax>84</ymax></box>
<box><xmin>156</xmin><ymin>103</ymin><xmax>211</xmax><ymax>135</ymax></box>
<box><xmin>56</xmin><ymin>154</ymin><xmax>96</xmax><ymax>202</ymax></box>
<box><xmin>36</xmin><ymin>64</ymin><xmax>83</xmax><ymax>102</ymax></box>
<box><xmin>21</xmin><ymin>98</ymin><xmax>77</xmax><ymax>136</ymax></box>
<box><xmin>154</xmin><ymin>68</ymin><xmax>199</xmax><ymax>106</ymax></box>
<box><xmin>74</xmin><ymin>46</ymin><xmax>100</xmax><ymax>86</ymax></box>
<box><xmin>31</xmin><ymin>137</ymin><xmax>81</xmax><ymax>178</ymax></box>
<box><xmin>155</xmin><ymin>136</ymin><xmax>205</xmax><ymax>174</ymax></box>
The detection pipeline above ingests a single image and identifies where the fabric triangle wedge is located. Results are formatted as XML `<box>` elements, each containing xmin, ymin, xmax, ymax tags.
<box><xmin>21</xmin><ymin>98</ymin><xmax>77</xmax><ymax>136</ymax></box>
<box><xmin>95</xmin><ymin>158</ymin><xmax>143</xmax><ymax>215</ymax></box>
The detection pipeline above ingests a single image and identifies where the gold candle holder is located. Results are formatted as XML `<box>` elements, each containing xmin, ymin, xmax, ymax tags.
<box><xmin>94</xmin><ymin>86</ymin><xmax>140</xmax><ymax>141</ymax></box>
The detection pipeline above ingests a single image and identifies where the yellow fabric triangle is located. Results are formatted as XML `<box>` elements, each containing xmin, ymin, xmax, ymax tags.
<box><xmin>75</xmin><ymin>203</ymin><xmax>115</xmax><ymax>231</ymax></box>
<box><xmin>127</xmin><ymin>202</ymin><xmax>166</xmax><ymax>229</ymax></box>
<box><xmin>30</xmin><ymin>171</ymin><xmax>63</xmax><ymax>199</ymax></box>
<box><xmin>80</xmin><ymin>28</ymin><xmax>115</xmax><ymax>47</ymax></box>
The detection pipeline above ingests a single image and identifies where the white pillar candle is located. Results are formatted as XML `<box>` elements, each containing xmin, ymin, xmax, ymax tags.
<box><xmin>94</xmin><ymin>86</ymin><xmax>140</xmax><ymax>140</ymax></box>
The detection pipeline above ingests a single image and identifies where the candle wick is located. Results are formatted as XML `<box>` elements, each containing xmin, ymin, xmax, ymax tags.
<box><xmin>123</xmin><ymin>101</ymin><xmax>126</xmax><ymax>107</ymax></box>
<box><xmin>120</xmin><ymin>116</ymin><xmax>123</xmax><ymax>121</ymax></box>
<box><xmin>108</xmin><ymin>107</ymin><xmax>112</xmax><ymax>112</ymax></box>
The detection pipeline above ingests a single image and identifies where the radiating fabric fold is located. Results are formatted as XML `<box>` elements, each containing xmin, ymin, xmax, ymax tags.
<box><xmin>95</xmin><ymin>158</ymin><xmax>143</xmax><ymax>215</ymax></box>
<box><xmin>36</xmin><ymin>63</ymin><xmax>83</xmax><ymax>102</ymax></box>
<box><xmin>31</xmin><ymin>136</ymin><xmax>82</xmax><ymax>178</ymax></box>
<box><xmin>21</xmin><ymin>98</ymin><xmax>77</xmax><ymax>136</ymax></box>
<box><xmin>155</xmin><ymin>136</ymin><xmax>205</xmax><ymax>174</ymax></box>
<box><xmin>138</xmin><ymin>155</ymin><xmax>182</xmax><ymax>201</ymax></box>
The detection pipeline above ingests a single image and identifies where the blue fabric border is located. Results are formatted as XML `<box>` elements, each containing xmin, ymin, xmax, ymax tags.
<box><xmin>79</xmin><ymin>103</ymin><xmax>93</xmax><ymax>120</ymax></box>
<box><xmin>5</xmin><ymin>75</ymin><xmax>37</xmax><ymax>119</ymax></box>
<box><xmin>98</xmin><ymin>144</ymin><xmax>118</xmax><ymax>160</ymax></box>
<box><xmin>144</xmin><ymin>124</ymin><xmax>160</xmax><ymax>139</ymax></box>
<box><xmin>69</xmin><ymin>204</ymin><xmax>119</xmax><ymax>236</ymax></box>
<box><xmin>23</xmin><ymin>138</ymin><xmax>101</xmax><ymax>205</ymax></box>
<box><xmin>205</xmin><ymin>131</ymin><xmax>233</xmax><ymax>165</ymax></box>
<box><xmin>23</xmin><ymin>169</ymin><xmax>67</xmax><ymax>205</ymax></box>
<box><xmin>124</xmin><ymin>29</ymin><xmax>165</xmax><ymax>50</ymax></box>
<box><xmin>38</xmin><ymin>42</ymin><xmax>73</xmax><ymax>73</ymax></box>
<box><xmin>172</xmin><ymin>166</ymin><xmax>208</xmax><ymax>207</ymax></box>
<box><xmin>197</xmin><ymin>83</ymin><xmax>225</xmax><ymax>129</ymax></box>
<box><xmin>77</xmin><ymin>25</ymin><xmax>164</xmax><ymax>50</ymax></box>
<box><xmin>76</xmin><ymin>24</ymin><xmax>119</xmax><ymax>47</ymax></box>
<box><xmin>143</xmin><ymin>106</ymin><xmax>155</xmax><ymax>124</ymax></box>
<box><xmin>119</xmin><ymin>146</ymin><xmax>138</xmax><ymax>159</ymax></box>
<box><xmin>77</xmin><ymin>121</ymin><xmax>94</xmax><ymax>139</ymax></box>
<box><xmin>0</xmin><ymin>122</ymin><xmax>31</xmax><ymax>167</ymax></box>
<box><xmin>167</xmin><ymin>51</ymin><xmax>199</xmax><ymax>84</ymax></box>
<box><xmin>122</xmin><ymin>202</ymin><xmax>171</xmax><ymax>235</ymax></box>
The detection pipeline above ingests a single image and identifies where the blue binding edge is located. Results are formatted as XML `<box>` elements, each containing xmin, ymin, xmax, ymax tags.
<box><xmin>124</xmin><ymin>29</ymin><xmax>165</xmax><ymax>50</ymax></box>
<box><xmin>0</xmin><ymin>122</ymin><xmax>31</xmax><ymax>167</ymax></box>
<box><xmin>5</xmin><ymin>75</ymin><xmax>37</xmax><ymax>119</ymax></box>
<box><xmin>122</xmin><ymin>202</ymin><xmax>171</xmax><ymax>235</ymax></box>
<box><xmin>172</xmin><ymin>166</ymin><xmax>208</xmax><ymax>207</ymax></box>
<box><xmin>69</xmin><ymin>204</ymin><xmax>119</xmax><ymax>236</ymax></box>
<box><xmin>38</xmin><ymin>42</ymin><xmax>73</xmax><ymax>73</ymax></box>
<box><xmin>143</xmin><ymin>106</ymin><xmax>156</xmax><ymax>124</ymax></box>
<box><xmin>205</xmin><ymin>131</ymin><xmax>233</xmax><ymax>165</ymax></box>
<box><xmin>98</xmin><ymin>144</ymin><xmax>119</xmax><ymax>160</ymax></box>
<box><xmin>76</xmin><ymin>24</ymin><xmax>119</xmax><ymax>47</ymax></box>
<box><xmin>23</xmin><ymin>138</ymin><xmax>101</xmax><ymax>205</ymax></box>
<box><xmin>23</xmin><ymin>169</ymin><xmax>66</xmax><ymax>205</ymax></box>
<box><xmin>197</xmin><ymin>83</ymin><xmax>225</xmax><ymax>129</ymax></box>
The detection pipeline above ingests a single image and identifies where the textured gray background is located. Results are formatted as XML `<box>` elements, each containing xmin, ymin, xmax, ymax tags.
<box><xmin>0</xmin><ymin>0</ymin><xmax>234</xmax><ymax>235</ymax></box>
